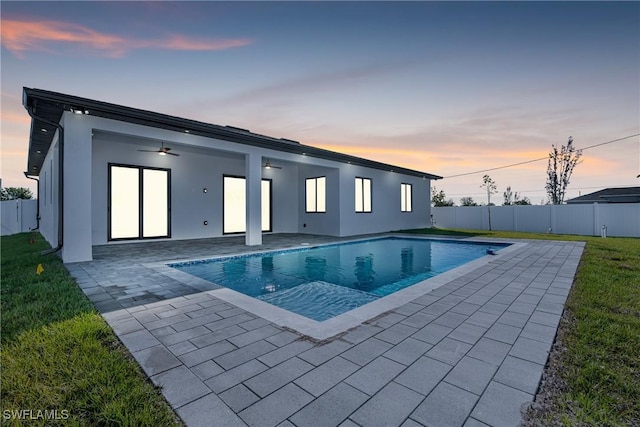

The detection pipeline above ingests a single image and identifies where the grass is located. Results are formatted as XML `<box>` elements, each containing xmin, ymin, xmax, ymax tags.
<box><xmin>1</xmin><ymin>233</ymin><xmax>181</xmax><ymax>426</ymax></box>
<box><xmin>407</xmin><ymin>227</ymin><xmax>640</xmax><ymax>426</ymax></box>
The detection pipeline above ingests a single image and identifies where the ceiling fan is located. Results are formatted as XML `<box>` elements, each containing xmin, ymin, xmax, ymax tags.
<box><xmin>138</xmin><ymin>142</ymin><xmax>180</xmax><ymax>156</ymax></box>
<box><xmin>263</xmin><ymin>160</ymin><xmax>282</xmax><ymax>169</ymax></box>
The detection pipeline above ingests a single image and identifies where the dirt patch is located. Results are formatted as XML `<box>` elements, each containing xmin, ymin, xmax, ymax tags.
<box><xmin>521</xmin><ymin>308</ymin><xmax>576</xmax><ymax>426</ymax></box>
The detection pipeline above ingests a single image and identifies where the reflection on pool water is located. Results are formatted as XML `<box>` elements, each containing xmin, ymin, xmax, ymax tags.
<box><xmin>169</xmin><ymin>237</ymin><xmax>508</xmax><ymax>321</ymax></box>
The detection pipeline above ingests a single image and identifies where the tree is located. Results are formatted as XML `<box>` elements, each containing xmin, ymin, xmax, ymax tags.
<box><xmin>460</xmin><ymin>197</ymin><xmax>478</xmax><ymax>206</ymax></box>
<box><xmin>431</xmin><ymin>187</ymin><xmax>454</xmax><ymax>207</ymax></box>
<box><xmin>481</xmin><ymin>175</ymin><xmax>497</xmax><ymax>205</ymax></box>
<box><xmin>513</xmin><ymin>196</ymin><xmax>532</xmax><ymax>205</ymax></box>
<box><xmin>503</xmin><ymin>185</ymin><xmax>532</xmax><ymax>206</ymax></box>
<box><xmin>480</xmin><ymin>175</ymin><xmax>497</xmax><ymax>230</ymax></box>
<box><xmin>0</xmin><ymin>187</ymin><xmax>33</xmax><ymax>201</ymax></box>
<box><xmin>546</xmin><ymin>136</ymin><xmax>582</xmax><ymax>204</ymax></box>
<box><xmin>503</xmin><ymin>186</ymin><xmax>514</xmax><ymax>206</ymax></box>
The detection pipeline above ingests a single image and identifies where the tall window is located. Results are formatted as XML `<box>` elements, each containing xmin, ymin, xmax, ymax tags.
<box><xmin>401</xmin><ymin>183</ymin><xmax>412</xmax><ymax>212</ymax></box>
<box><xmin>109</xmin><ymin>164</ymin><xmax>170</xmax><ymax>240</ymax></box>
<box><xmin>306</xmin><ymin>177</ymin><xmax>326</xmax><ymax>213</ymax></box>
<box><xmin>355</xmin><ymin>177</ymin><xmax>372</xmax><ymax>213</ymax></box>
<box><xmin>223</xmin><ymin>176</ymin><xmax>271</xmax><ymax>234</ymax></box>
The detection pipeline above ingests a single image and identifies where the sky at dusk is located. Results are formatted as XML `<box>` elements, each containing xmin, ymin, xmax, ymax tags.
<box><xmin>1</xmin><ymin>1</ymin><xmax>639</xmax><ymax>205</ymax></box>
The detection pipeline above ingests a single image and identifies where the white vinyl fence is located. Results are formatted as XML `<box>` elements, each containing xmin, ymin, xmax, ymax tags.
<box><xmin>1</xmin><ymin>199</ymin><xmax>38</xmax><ymax>236</ymax></box>
<box><xmin>432</xmin><ymin>203</ymin><xmax>640</xmax><ymax>237</ymax></box>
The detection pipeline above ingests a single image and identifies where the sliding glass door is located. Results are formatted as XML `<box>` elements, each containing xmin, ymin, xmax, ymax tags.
<box><xmin>223</xmin><ymin>176</ymin><xmax>271</xmax><ymax>234</ymax></box>
<box><xmin>109</xmin><ymin>164</ymin><xmax>170</xmax><ymax>240</ymax></box>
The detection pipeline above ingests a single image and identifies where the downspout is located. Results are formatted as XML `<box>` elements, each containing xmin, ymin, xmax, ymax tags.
<box><xmin>23</xmin><ymin>172</ymin><xmax>40</xmax><ymax>231</ymax></box>
<box><xmin>26</xmin><ymin>105</ymin><xmax>63</xmax><ymax>256</ymax></box>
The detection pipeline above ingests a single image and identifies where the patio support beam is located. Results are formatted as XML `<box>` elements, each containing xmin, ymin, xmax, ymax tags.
<box><xmin>245</xmin><ymin>152</ymin><xmax>262</xmax><ymax>246</ymax></box>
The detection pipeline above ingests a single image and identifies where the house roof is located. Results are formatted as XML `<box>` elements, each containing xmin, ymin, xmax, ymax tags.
<box><xmin>22</xmin><ymin>87</ymin><xmax>442</xmax><ymax>180</ymax></box>
<box><xmin>565</xmin><ymin>187</ymin><xmax>640</xmax><ymax>204</ymax></box>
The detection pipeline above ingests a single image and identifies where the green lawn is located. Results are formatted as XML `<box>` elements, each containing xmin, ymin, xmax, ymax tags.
<box><xmin>0</xmin><ymin>233</ymin><xmax>181</xmax><ymax>426</ymax></box>
<box><xmin>406</xmin><ymin>228</ymin><xmax>640</xmax><ymax>426</ymax></box>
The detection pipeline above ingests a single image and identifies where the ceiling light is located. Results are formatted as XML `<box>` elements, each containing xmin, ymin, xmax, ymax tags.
<box><xmin>158</xmin><ymin>151</ymin><xmax>167</xmax><ymax>156</ymax></box>
<box><xmin>70</xmin><ymin>107</ymin><xmax>89</xmax><ymax>115</ymax></box>
<box><xmin>40</xmin><ymin>128</ymin><xmax>47</xmax><ymax>132</ymax></box>
<box><xmin>36</xmin><ymin>150</ymin><xmax>42</xmax><ymax>154</ymax></box>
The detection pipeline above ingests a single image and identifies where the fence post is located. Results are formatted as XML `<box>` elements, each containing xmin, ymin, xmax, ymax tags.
<box><xmin>16</xmin><ymin>200</ymin><xmax>22</xmax><ymax>233</ymax></box>
<box><xmin>453</xmin><ymin>206</ymin><xmax>457</xmax><ymax>228</ymax></box>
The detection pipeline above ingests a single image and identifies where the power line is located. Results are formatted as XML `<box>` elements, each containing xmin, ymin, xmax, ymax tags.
<box><xmin>446</xmin><ymin>184</ymin><xmax>637</xmax><ymax>197</ymax></box>
<box><xmin>443</xmin><ymin>133</ymin><xmax>640</xmax><ymax>179</ymax></box>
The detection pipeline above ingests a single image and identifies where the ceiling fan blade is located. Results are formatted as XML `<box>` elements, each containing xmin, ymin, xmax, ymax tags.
<box><xmin>272</xmin><ymin>165</ymin><xmax>282</xmax><ymax>169</ymax></box>
<box><xmin>139</xmin><ymin>142</ymin><xmax>179</xmax><ymax>156</ymax></box>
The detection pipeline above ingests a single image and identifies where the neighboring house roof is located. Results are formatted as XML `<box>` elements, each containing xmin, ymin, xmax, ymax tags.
<box><xmin>22</xmin><ymin>87</ymin><xmax>442</xmax><ymax>180</ymax></box>
<box><xmin>566</xmin><ymin>187</ymin><xmax>640</xmax><ymax>204</ymax></box>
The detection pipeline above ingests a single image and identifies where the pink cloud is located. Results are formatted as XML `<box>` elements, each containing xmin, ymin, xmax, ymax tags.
<box><xmin>162</xmin><ymin>34</ymin><xmax>250</xmax><ymax>51</ymax></box>
<box><xmin>1</xmin><ymin>19</ymin><xmax>252</xmax><ymax>58</ymax></box>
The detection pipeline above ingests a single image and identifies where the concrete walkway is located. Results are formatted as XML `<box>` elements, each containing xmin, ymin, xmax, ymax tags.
<box><xmin>66</xmin><ymin>234</ymin><xmax>584</xmax><ymax>427</ymax></box>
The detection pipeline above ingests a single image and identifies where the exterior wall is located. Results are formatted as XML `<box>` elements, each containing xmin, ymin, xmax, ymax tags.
<box><xmin>92</xmin><ymin>135</ymin><xmax>301</xmax><ymax>245</ymax></box>
<box><xmin>0</xmin><ymin>199</ymin><xmax>38</xmax><ymax>235</ymax></box>
<box><xmin>39</xmin><ymin>112</ymin><xmax>435</xmax><ymax>260</ymax></box>
<box><xmin>338</xmin><ymin>165</ymin><xmax>431</xmax><ymax>236</ymax></box>
<box><xmin>298</xmin><ymin>165</ymin><xmax>340</xmax><ymax>236</ymax></box>
<box><xmin>37</xmin><ymin>132</ymin><xmax>59</xmax><ymax>246</ymax></box>
<box><xmin>266</xmin><ymin>163</ymin><xmax>299</xmax><ymax>234</ymax></box>
<box><xmin>93</xmin><ymin>136</ymin><xmax>242</xmax><ymax>244</ymax></box>
<box><xmin>432</xmin><ymin>203</ymin><xmax>640</xmax><ymax>237</ymax></box>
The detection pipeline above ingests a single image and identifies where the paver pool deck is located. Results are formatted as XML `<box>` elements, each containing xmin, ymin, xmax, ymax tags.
<box><xmin>66</xmin><ymin>233</ymin><xmax>584</xmax><ymax>427</ymax></box>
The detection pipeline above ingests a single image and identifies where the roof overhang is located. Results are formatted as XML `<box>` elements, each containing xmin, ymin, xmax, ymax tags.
<box><xmin>23</xmin><ymin>87</ymin><xmax>442</xmax><ymax>180</ymax></box>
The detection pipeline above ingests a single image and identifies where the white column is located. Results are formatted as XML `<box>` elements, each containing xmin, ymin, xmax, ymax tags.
<box><xmin>61</xmin><ymin>112</ymin><xmax>93</xmax><ymax>262</ymax></box>
<box><xmin>245</xmin><ymin>152</ymin><xmax>262</xmax><ymax>246</ymax></box>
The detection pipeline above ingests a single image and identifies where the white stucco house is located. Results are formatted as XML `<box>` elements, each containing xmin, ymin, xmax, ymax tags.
<box><xmin>23</xmin><ymin>88</ymin><xmax>442</xmax><ymax>263</ymax></box>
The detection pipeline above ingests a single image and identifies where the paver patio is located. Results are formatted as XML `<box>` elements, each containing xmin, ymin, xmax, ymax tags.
<box><xmin>66</xmin><ymin>233</ymin><xmax>584</xmax><ymax>427</ymax></box>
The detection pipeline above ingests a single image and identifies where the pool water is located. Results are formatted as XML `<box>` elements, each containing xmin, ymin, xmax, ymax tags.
<box><xmin>170</xmin><ymin>237</ymin><xmax>507</xmax><ymax>321</ymax></box>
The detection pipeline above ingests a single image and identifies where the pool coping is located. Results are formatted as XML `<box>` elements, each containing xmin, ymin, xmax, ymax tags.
<box><xmin>146</xmin><ymin>234</ymin><xmax>527</xmax><ymax>340</ymax></box>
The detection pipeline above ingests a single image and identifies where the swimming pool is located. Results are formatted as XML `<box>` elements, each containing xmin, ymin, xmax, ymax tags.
<box><xmin>169</xmin><ymin>237</ymin><xmax>509</xmax><ymax>321</ymax></box>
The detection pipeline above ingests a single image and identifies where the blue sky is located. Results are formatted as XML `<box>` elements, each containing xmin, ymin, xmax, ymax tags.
<box><xmin>2</xmin><ymin>1</ymin><xmax>639</xmax><ymax>204</ymax></box>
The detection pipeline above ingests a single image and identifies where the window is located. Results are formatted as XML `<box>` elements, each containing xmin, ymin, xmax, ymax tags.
<box><xmin>223</xmin><ymin>176</ymin><xmax>272</xmax><ymax>234</ymax></box>
<box><xmin>305</xmin><ymin>177</ymin><xmax>326</xmax><ymax>213</ymax></box>
<box><xmin>401</xmin><ymin>183</ymin><xmax>412</xmax><ymax>212</ymax></box>
<box><xmin>109</xmin><ymin>164</ymin><xmax>170</xmax><ymax>240</ymax></box>
<box><xmin>355</xmin><ymin>177</ymin><xmax>372</xmax><ymax>213</ymax></box>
